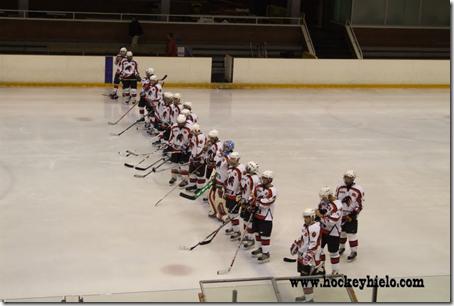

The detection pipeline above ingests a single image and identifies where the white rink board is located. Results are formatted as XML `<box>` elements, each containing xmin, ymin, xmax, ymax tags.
<box><xmin>133</xmin><ymin>57</ymin><xmax>212</xmax><ymax>83</ymax></box>
<box><xmin>0</xmin><ymin>55</ymin><xmax>212</xmax><ymax>84</ymax></box>
<box><xmin>0</xmin><ymin>55</ymin><xmax>104</xmax><ymax>83</ymax></box>
<box><xmin>233</xmin><ymin>59</ymin><xmax>449</xmax><ymax>84</ymax></box>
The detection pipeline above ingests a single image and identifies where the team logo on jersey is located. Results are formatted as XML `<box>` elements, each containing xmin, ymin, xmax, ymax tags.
<box><xmin>312</xmin><ymin>232</ymin><xmax>317</xmax><ymax>237</ymax></box>
<box><xmin>176</xmin><ymin>134</ymin><xmax>184</xmax><ymax>142</ymax></box>
<box><xmin>227</xmin><ymin>176</ymin><xmax>235</xmax><ymax>186</ymax></box>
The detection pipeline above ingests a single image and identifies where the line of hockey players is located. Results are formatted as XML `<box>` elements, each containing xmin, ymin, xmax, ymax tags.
<box><xmin>108</xmin><ymin>47</ymin><xmax>365</xmax><ymax>274</ymax></box>
<box><xmin>290</xmin><ymin>172</ymin><xmax>364</xmax><ymax>302</ymax></box>
<box><xmin>110</xmin><ymin>47</ymin><xmax>278</xmax><ymax>264</ymax></box>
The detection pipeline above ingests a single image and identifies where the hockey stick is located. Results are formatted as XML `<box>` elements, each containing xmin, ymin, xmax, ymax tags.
<box><xmin>108</xmin><ymin>103</ymin><xmax>137</xmax><ymax>125</ymax></box>
<box><xmin>283</xmin><ymin>257</ymin><xmax>297</xmax><ymax>263</ymax></box>
<box><xmin>153</xmin><ymin>163</ymin><xmax>205</xmax><ymax>207</ymax></box>
<box><xmin>133</xmin><ymin>158</ymin><xmax>169</xmax><ymax>178</ymax></box>
<box><xmin>179</xmin><ymin>180</ymin><xmax>213</xmax><ymax>200</ymax></box>
<box><xmin>160</xmin><ymin>74</ymin><xmax>168</xmax><ymax>81</ymax></box>
<box><xmin>217</xmin><ymin>214</ymin><xmax>254</xmax><ymax>275</ymax></box>
<box><xmin>134</xmin><ymin>157</ymin><xmax>166</xmax><ymax>172</ymax></box>
<box><xmin>110</xmin><ymin>117</ymin><xmax>144</xmax><ymax>136</ymax></box>
<box><xmin>153</xmin><ymin>162</ymin><xmax>189</xmax><ymax>173</ymax></box>
<box><xmin>124</xmin><ymin>144</ymin><xmax>164</xmax><ymax>168</ymax></box>
<box><xmin>179</xmin><ymin>219</ymin><xmax>232</xmax><ymax>251</ymax></box>
<box><xmin>151</xmin><ymin>159</ymin><xmax>171</xmax><ymax>172</ymax></box>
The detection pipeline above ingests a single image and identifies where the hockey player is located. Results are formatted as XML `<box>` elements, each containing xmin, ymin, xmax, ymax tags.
<box><xmin>167</xmin><ymin>114</ymin><xmax>191</xmax><ymax>185</ymax></box>
<box><xmin>250</xmin><ymin>170</ymin><xmax>277</xmax><ymax>263</ymax></box>
<box><xmin>290</xmin><ymin>209</ymin><xmax>322</xmax><ymax>302</ymax></box>
<box><xmin>180</xmin><ymin>109</ymin><xmax>193</xmax><ymax>126</ymax></box>
<box><xmin>336</xmin><ymin>170</ymin><xmax>364</xmax><ymax>261</ymax></box>
<box><xmin>316</xmin><ymin>186</ymin><xmax>342</xmax><ymax>275</ymax></box>
<box><xmin>182</xmin><ymin>102</ymin><xmax>198</xmax><ymax>123</ymax></box>
<box><xmin>119</xmin><ymin>51</ymin><xmax>139</xmax><ymax>104</ymax></box>
<box><xmin>170</xmin><ymin>93</ymin><xmax>182</xmax><ymax>124</ymax></box>
<box><xmin>204</xmin><ymin>130</ymin><xmax>222</xmax><ymax>217</ymax></box>
<box><xmin>110</xmin><ymin>47</ymin><xmax>127</xmax><ymax>99</ymax></box>
<box><xmin>138</xmin><ymin>68</ymin><xmax>155</xmax><ymax>118</ymax></box>
<box><xmin>152</xmin><ymin>92</ymin><xmax>173</xmax><ymax>145</ymax></box>
<box><xmin>185</xmin><ymin>123</ymin><xmax>207</xmax><ymax>192</ymax></box>
<box><xmin>240</xmin><ymin>161</ymin><xmax>261</xmax><ymax>249</ymax></box>
<box><xmin>213</xmin><ymin>140</ymin><xmax>235</xmax><ymax>221</ymax></box>
<box><xmin>223</xmin><ymin>152</ymin><xmax>246</xmax><ymax>240</ymax></box>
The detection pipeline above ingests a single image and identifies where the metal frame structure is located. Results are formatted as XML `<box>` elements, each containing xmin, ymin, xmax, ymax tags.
<box><xmin>0</xmin><ymin>9</ymin><xmax>302</xmax><ymax>26</ymax></box>
<box><xmin>300</xmin><ymin>14</ymin><xmax>317</xmax><ymax>58</ymax></box>
<box><xmin>199</xmin><ymin>274</ymin><xmax>357</xmax><ymax>302</ymax></box>
<box><xmin>345</xmin><ymin>20</ymin><xmax>363</xmax><ymax>59</ymax></box>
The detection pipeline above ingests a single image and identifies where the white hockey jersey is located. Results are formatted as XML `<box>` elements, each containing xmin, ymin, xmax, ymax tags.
<box><xmin>119</xmin><ymin>58</ymin><xmax>139</xmax><ymax>79</ymax></box>
<box><xmin>214</xmin><ymin>153</ymin><xmax>229</xmax><ymax>187</ymax></box>
<box><xmin>253</xmin><ymin>184</ymin><xmax>278</xmax><ymax>221</ymax></box>
<box><xmin>114</xmin><ymin>54</ymin><xmax>126</xmax><ymax>74</ymax></box>
<box><xmin>318</xmin><ymin>199</ymin><xmax>342</xmax><ymax>237</ymax></box>
<box><xmin>187</xmin><ymin>112</ymin><xmax>198</xmax><ymax>124</ymax></box>
<box><xmin>336</xmin><ymin>183</ymin><xmax>364</xmax><ymax>218</ymax></box>
<box><xmin>205</xmin><ymin>140</ymin><xmax>222</xmax><ymax>167</ymax></box>
<box><xmin>241</xmin><ymin>173</ymin><xmax>260</xmax><ymax>203</ymax></box>
<box><xmin>170</xmin><ymin>104</ymin><xmax>182</xmax><ymax>124</ymax></box>
<box><xmin>189</xmin><ymin>133</ymin><xmax>206</xmax><ymax>161</ymax></box>
<box><xmin>168</xmin><ymin>123</ymin><xmax>191</xmax><ymax>151</ymax></box>
<box><xmin>225</xmin><ymin>164</ymin><xmax>246</xmax><ymax>199</ymax></box>
<box><xmin>297</xmin><ymin>222</ymin><xmax>321</xmax><ymax>266</ymax></box>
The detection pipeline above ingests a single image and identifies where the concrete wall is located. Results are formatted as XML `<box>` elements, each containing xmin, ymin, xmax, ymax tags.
<box><xmin>0</xmin><ymin>55</ymin><xmax>212</xmax><ymax>84</ymax></box>
<box><xmin>233</xmin><ymin>59</ymin><xmax>449</xmax><ymax>85</ymax></box>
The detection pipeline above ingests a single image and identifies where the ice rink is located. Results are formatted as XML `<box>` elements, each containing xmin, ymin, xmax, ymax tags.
<box><xmin>0</xmin><ymin>87</ymin><xmax>450</xmax><ymax>300</ymax></box>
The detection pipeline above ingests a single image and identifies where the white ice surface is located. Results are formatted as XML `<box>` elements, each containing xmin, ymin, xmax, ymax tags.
<box><xmin>0</xmin><ymin>87</ymin><xmax>450</xmax><ymax>299</ymax></box>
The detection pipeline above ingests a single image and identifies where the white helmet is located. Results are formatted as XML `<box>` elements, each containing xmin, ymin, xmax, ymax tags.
<box><xmin>246</xmin><ymin>161</ymin><xmax>259</xmax><ymax>174</ymax></box>
<box><xmin>176</xmin><ymin>114</ymin><xmax>186</xmax><ymax>124</ymax></box>
<box><xmin>180</xmin><ymin>109</ymin><xmax>190</xmax><ymax>116</ymax></box>
<box><xmin>191</xmin><ymin>123</ymin><xmax>201</xmax><ymax>133</ymax></box>
<box><xmin>344</xmin><ymin>170</ymin><xmax>356</xmax><ymax>179</ymax></box>
<box><xmin>146</xmin><ymin>67</ymin><xmax>154</xmax><ymax>76</ymax></box>
<box><xmin>183</xmin><ymin>102</ymin><xmax>192</xmax><ymax>110</ymax></box>
<box><xmin>149</xmin><ymin>75</ymin><xmax>158</xmax><ymax>81</ymax></box>
<box><xmin>319</xmin><ymin>186</ymin><xmax>333</xmax><ymax>198</ymax></box>
<box><xmin>229</xmin><ymin>151</ymin><xmax>240</xmax><ymax>161</ymax></box>
<box><xmin>120</xmin><ymin>47</ymin><xmax>127</xmax><ymax>54</ymax></box>
<box><xmin>126</xmin><ymin>51</ymin><xmax>133</xmax><ymax>57</ymax></box>
<box><xmin>164</xmin><ymin>92</ymin><xmax>174</xmax><ymax>99</ymax></box>
<box><xmin>303</xmin><ymin>208</ymin><xmax>315</xmax><ymax>218</ymax></box>
<box><xmin>262</xmin><ymin>170</ymin><xmax>274</xmax><ymax>180</ymax></box>
<box><xmin>173</xmin><ymin>93</ymin><xmax>181</xmax><ymax>100</ymax></box>
<box><xmin>208</xmin><ymin>129</ymin><xmax>219</xmax><ymax>138</ymax></box>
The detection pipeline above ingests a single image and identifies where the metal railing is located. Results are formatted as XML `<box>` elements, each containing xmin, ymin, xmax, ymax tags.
<box><xmin>300</xmin><ymin>14</ymin><xmax>317</xmax><ymax>58</ymax></box>
<box><xmin>0</xmin><ymin>9</ymin><xmax>302</xmax><ymax>26</ymax></box>
<box><xmin>345</xmin><ymin>20</ymin><xmax>363</xmax><ymax>59</ymax></box>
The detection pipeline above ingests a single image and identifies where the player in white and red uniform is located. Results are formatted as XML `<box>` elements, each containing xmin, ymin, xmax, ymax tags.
<box><xmin>170</xmin><ymin>93</ymin><xmax>183</xmax><ymax>124</ymax></box>
<box><xmin>223</xmin><ymin>152</ymin><xmax>246</xmax><ymax>240</ymax></box>
<box><xmin>152</xmin><ymin>92</ymin><xmax>173</xmax><ymax>145</ymax></box>
<box><xmin>250</xmin><ymin>170</ymin><xmax>277</xmax><ymax>263</ymax></box>
<box><xmin>185</xmin><ymin>124</ymin><xmax>207</xmax><ymax>192</ymax></box>
<box><xmin>182</xmin><ymin>102</ymin><xmax>198</xmax><ymax>123</ymax></box>
<box><xmin>316</xmin><ymin>186</ymin><xmax>342</xmax><ymax>275</ymax></box>
<box><xmin>119</xmin><ymin>51</ymin><xmax>139</xmax><ymax>104</ymax></box>
<box><xmin>204</xmin><ymin>130</ymin><xmax>222</xmax><ymax>217</ymax></box>
<box><xmin>336</xmin><ymin>170</ymin><xmax>364</xmax><ymax>261</ymax></box>
<box><xmin>290</xmin><ymin>209</ymin><xmax>322</xmax><ymax>303</ymax></box>
<box><xmin>212</xmin><ymin>140</ymin><xmax>234</xmax><ymax>221</ymax></box>
<box><xmin>110</xmin><ymin>47</ymin><xmax>127</xmax><ymax>99</ymax></box>
<box><xmin>167</xmin><ymin>114</ymin><xmax>191</xmax><ymax>186</ymax></box>
<box><xmin>138</xmin><ymin>68</ymin><xmax>155</xmax><ymax>118</ymax></box>
<box><xmin>240</xmin><ymin>161</ymin><xmax>261</xmax><ymax>249</ymax></box>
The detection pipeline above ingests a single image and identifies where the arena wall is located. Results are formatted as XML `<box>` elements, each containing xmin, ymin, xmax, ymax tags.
<box><xmin>0</xmin><ymin>55</ymin><xmax>449</xmax><ymax>87</ymax></box>
<box><xmin>232</xmin><ymin>59</ymin><xmax>449</xmax><ymax>86</ymax></box>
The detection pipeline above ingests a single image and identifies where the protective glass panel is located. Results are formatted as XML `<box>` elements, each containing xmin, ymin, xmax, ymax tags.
<box><xmin>386</xmin><ymin>0</ymin><xmax>421</xmax><ymax>26</ymax></box>
<box><xmin>352</xmin><ymin>0</ymin><xmax>386</xmax><ymax>25</ymax></box>
<box><xmin>420</xmin><ymin>0</ymin><xmax>450</xmax><ymax>26</ymax></box>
